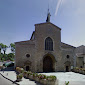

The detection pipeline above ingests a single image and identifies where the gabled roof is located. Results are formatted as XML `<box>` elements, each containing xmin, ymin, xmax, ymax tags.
<box><xmin>75</xmin><ymin>45</ymin><xmax>85</xmax><ymax>56</ymax></box>
<box><xmin>15</xmin><ymin>40</ymin><xmax>30</xmax><ymax>44</ymax></box>
<box><xmin>30</xmin><ymin>31</ymin><xmax>35</xmax><ymax>40</ymax></box>
<box><xmin>61</xmin><ymin>42</ymin><xmax>76</xmax><ymax>48</ymax></box>
<box><xmin>15</xmin><ymin>40</ymin><xmax>35</xmax><ymax>45</ymax></box>
<box><xmin>35</xmin><ymin>22</ymin><xmax>61</xmax><ymax>30</ymax></box>
<box><xmin>76</xmin><ymin>45</ymin><xmax>85</xmax><ymax>48</ymax></box>
<box><xmin>76</xmin><ymin>53</ymin><xmax>85</xmax><ymax>57</ymax></box>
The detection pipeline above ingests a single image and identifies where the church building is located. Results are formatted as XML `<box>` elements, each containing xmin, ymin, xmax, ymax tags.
<box><xmin>15</xmin><ymin>11</ymin><xmax>76</xmax><ymax>72</ymax></box>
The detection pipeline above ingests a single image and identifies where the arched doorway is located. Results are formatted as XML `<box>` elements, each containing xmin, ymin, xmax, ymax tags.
<box><xmin>24</xmin><ymin>60</ymin><xmax>31</xmax><ymax>71</ymax></box>
<box><xmin>64</xmin><ymin>61</ymin><xmax>71</xmax><ymax>72</ymax></box>
<box><xmin>43</xmin><ymin>56</ymin><xmax>53</xmax><ymax>72</ymax></box>
<box><xmin>26</xmin><ymin>66</ymin><xmax>29</xmax><ymax>71</ymax></box>
<box><xmin>66</xmin><ymin>66</ymin><xmax>69</xmax><ymax>72</ymax></box>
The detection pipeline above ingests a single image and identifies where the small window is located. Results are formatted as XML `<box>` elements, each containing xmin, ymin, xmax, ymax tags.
<box><xmin>26</xmin><ymin>54</ymin><xmax>30</xmax><ymax>58</ymax></box>
<box><xmin>66</xmin><ymin>55</ymin><xmax>70</xmax><ymax>58</ymax></box>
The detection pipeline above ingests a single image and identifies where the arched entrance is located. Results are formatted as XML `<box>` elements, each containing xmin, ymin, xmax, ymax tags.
<box><xmin>66</xmin><ymin>66</ymin><xmax>69</xmax><ymax>72</ymax></box>
<box><xmin>64</xmin><ymin>61</ymin><xmax>71</xmax><ymax>72</ymax></box>
<box><xmin>24</xmin><ymin>60</ymin><xmax>31</xmax><ymax>71</ymax></box>
<box><xmin>43</xmin><ymin>56</ymin><xmax>53</xmax><ymax>72</ymax></box>
<box><xmin>26</xmin><ymin>66</ymin><xmax>29</xmax><ymax>71</ymax></box>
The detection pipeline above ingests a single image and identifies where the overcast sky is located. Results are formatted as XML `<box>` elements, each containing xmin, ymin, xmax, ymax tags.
<box><xmin>0</xmin><ymin>0</ymin><xmax>85</xmax><ymax>53</ymax></box>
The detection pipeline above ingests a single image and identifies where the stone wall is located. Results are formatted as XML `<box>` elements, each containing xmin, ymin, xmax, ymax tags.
<box><xmin>15</xmin><ymin>40</ymin><xmax>36</xmax><ymax>72</ymax></box>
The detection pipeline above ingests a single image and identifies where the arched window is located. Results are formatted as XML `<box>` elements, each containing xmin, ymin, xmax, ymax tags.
<box><xmin>45</xmin><ymin>37</ymin><xmax>53</xmax><ymax>51</ymax></box>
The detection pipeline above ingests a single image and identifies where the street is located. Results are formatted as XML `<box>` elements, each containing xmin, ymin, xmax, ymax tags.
<box><xmin>0</xmin><ymin>74</ymin><xmax>16</xmax><ymax>85</ymax></box>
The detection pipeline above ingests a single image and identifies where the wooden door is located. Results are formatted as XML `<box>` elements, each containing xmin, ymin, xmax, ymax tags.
<box><xmin>43</xmin><ymin>56</ymin><xmax>53</xmax><ymax>72</ymax></box>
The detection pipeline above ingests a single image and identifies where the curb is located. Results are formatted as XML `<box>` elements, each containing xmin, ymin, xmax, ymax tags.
<box><xmin>0</xmin><ymin>73</ymin><xmax>19</xmax><ymax>85</ymax></box>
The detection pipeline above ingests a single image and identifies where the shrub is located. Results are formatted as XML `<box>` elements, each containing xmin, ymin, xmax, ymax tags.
<box><xmin>23</xmin><ymin>71</ymin><xmax>27</xmax><ymax>75</ymax></box>
<box><xmin>33</xmin><ymin>73</ymin><xmax>38</xmax><ymax>77</ymax></box>
<box><xmin>16</xmin><ymin>67</ymin><xmax>24</xmax><ymax>73</ymax></box>
<box><xmin>46</xmin><ymin>75</ymin><xmax>56</xmax><ymax>81</ymax></box>
<box><xmin>27</xmin><ymin>71</ymin><xmax>32</xmax><ymax>76</ymax></box>
<box><xmin>17</xmin><ymin>73</ymin><xmax>23</xmax><ymax>79</ymax></box>
<box><xmin>65</xmin><ymin>81</ymin><xmax>69</xmax><ymax>85</ymax></box>
<box><xmin>0</xmin><ymin>66</ymin><xmax>3</xmax><ymax>69</ymax></box>
<box><xmin>38</xmin><ymin>74</ymin><xmax>47</xmax><ymax>79</ymax></box>
<box><xmin>16</xmin><ymin>67</ymin><xmax>20</xmax><ymax>71</ymax></box>
<box><xmin>16</xmin><ymin>67</ymin><xmax>57</xmax><ymax>83</ymax></box>
<box><xmin>20</xmin><ymin>68</ymin><xmax>24</xmax><ymax>73</ymax></box>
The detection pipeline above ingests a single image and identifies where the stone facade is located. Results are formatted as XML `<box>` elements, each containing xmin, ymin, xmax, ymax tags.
<box><xmin>75</xmin><ymin>45</ymin><xmax>85</xmax><ymax>68</ymax></box>
<box><xmin>15</xmin><ymin>22</ymin><xmax>76</xmax><ymax>72</ymax></box>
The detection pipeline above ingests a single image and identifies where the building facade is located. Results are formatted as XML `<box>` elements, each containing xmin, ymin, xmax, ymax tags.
<box><xmin>15</xmin><ymin>13</ymin><xmax>76</xmax><ymax>72</ymax></box>
<box><xmin>75</xmin><ymin>45</ymin><xmax>85</xmax><ymax>68</ymax></box>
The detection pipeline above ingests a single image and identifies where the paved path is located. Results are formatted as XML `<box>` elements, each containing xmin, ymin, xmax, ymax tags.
<box><xmin>42</xmin><ymin>72</ymin><xmax>85</xmax><ymax>85</ymax></box>
<box><xmin>0</xmin><ymin>71</ymin><xmax>41</xmax><ymax>85</ymax></box>
<box><xmin>0</xmin><ymin>71</ymin><xmax>85</xmax><ymax>85</ymax></box>
<box><xmin>0</xmin><ymin>74</ymin><xmax>16</xmax><ymax>85</ymax></box>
